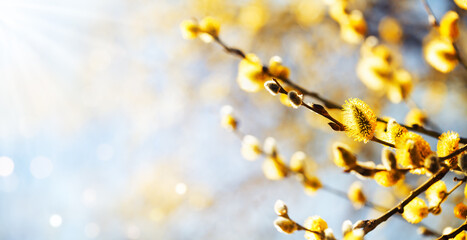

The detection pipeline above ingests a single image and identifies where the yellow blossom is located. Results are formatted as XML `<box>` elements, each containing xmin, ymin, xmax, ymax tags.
<box><xmin>453</xmin><ymin>231</ymin><xmax>467</xmax><ymax>240</ymax></box>
<box><xmin>437</xmin><ymin>131</ymin><xmax>460</xmax><ymax>167</ymax></box>
<box><xmin>220</xmin><ymin>105</ymin><xmax>237</xmax><ymax>131</ymax></box>
<box><xmin>332</xmin><ymin>142</ymin><xmax>357</xmax><ymax>169</ymax></box>
<box><xmin>396</xmin><ymin>132</ymin><xmax>432</xmax><ymax>161</ymax></box>
<box><xmin>439</xmin><ymin>11</ymin><xmax>459</xmax><ymax>42</ymax></box>
<box><xmin>241</xmin><ymin>135</ymin><xmax>262</xmax><ymax>161</ymax></box>
<box><xmin>374</xmin><ymin>170</ymin><xmax>404</xmax><ymax>187</ymax></box>
<box><xmin>454</xmin><ymin>0</ymin><xmax>467</xmax><ymax>10</ymax></box>
<box><xmin>425</xmin><ymin>180</ymin><xmax>447</xmax><ymax>207</ymax></box>
<box><xmin>274</xmin><ymin>217</ymin><xmax>297</xmax><ymax>234</ymax></box>
<box><xmin>237</xmin><ymin>53</ymin><xmax>268</xmax><ymax>92</ymax></box>
<box><xmin>268</xmin><ymin>56</ymin><xmax>290</xmax><ymax>79</ymax></box>
<box><xmin>348</xmin><ymin>182</ymin><xmax>366</xmax><ymax>209</ymax></box>
<box><xmin>198</xmin><ymin>16</ymin><xmax>220</xmax><ymax>42</ymax></box>
<box><xmin>262</xmin><ymin>156</ymin><xmax>288</xmax><ymax>180</ymax></box>
<box><xmin>424</xmin><ymin>38</ymin><xmax>458</xmax><ymax>73</ymax></box>
<box><xmin>290</xmin><ymin>151</ymin><xmax>306</xmax><ymax>173</ymax></box>
<box><xmin>405</xmin><ymin>109</ymin><xmax>427</xmax><ymax>127</ymax></box>
<box><xmin>343</xmin><ymin>98</ymin><xmax>377</xmax><ymax>143</ymax></box>
<box><xmin>340</xmin><ymin>10</ymin><xmax>367</xmax><ymax>44</ymax></box>
<box><xmin>344</xmin><ymin>229</ymin><xmax>364</xmax><ymax>240</ymax></box>
<box><xmin>180</xmin><ymin>19</ymin><xmax>199</xmax><ymax>39</ymax></box>
<box><xmin>454</xmin><ymin>203</ymin><xmax>467</xmax><ymax>220</ymax></box>
<box><xmin>304</xmin><ymin>216</ymin><xmax>328</xmax><ymax>240</ymax></box>
<box><xmin>379</xmin><ymin>17</ymin><xmax>403</xmax><ymax>43</ymax></box>
<box><xmin>386</xmin><ymin>119</ymin><xmax>408</xmax><ymax>144</ymax></box>
<box><xmin>304</xmin><ymin>176</ymin><xmax>322</xmax><ymax>195</ymax></box>
<box><xmin>402</xmin><ymin>197</ymin><xmax>428</xmax><ymax>224</ymax></box>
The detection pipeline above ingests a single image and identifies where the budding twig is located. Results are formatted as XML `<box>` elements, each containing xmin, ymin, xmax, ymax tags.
<box><xmin>211</xmin><ymin>33</ymin><xmax>467</xmax><ymax>144</ymax></box>
<box><xmin>356</xmin><ymin>166</ymin><xmax>450</xmax><ymax>234</ymax></box>
<box><xmin>437</xmin><ymin>220</ymin><xmax>467</xmax><ymax>240</ymax></box>
<box><xmin>421</xmin><ymin>0</ymin><xmax>467</xmax><ymax>69</ymax></box>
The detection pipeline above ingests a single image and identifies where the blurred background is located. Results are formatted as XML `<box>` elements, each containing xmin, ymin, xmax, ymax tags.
<box><xmin>0</xmin><ymin>0</ymin><xmax>466</xmax><ymax>239</ymax></box>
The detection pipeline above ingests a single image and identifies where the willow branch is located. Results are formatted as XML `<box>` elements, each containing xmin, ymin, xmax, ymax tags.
<box><xmin>356</xmin><ymin>166</ymin><xmax>450</xmax><ymax>234</ymax></box>
<box><xmin>439</xmin><ymin>144</ymin><xmax>467</xmax><ymax>161</ymax></box>
<box><xmin>421</xmin><ymin>0</ymin><xmax>467</xmax><ymax>69</ymax></box>
<box><xmin>437</xmin><ymin>220</ymin><xmax>467</xmax><ymax>240</ymax></box>
<box><xmin>211</xmin><ymin>34</ymin><xmax>467</xmax><ymax>144</ymax></box>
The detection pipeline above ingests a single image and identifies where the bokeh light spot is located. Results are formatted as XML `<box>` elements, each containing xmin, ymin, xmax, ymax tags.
<box><xmin>49</xmin><ymin>214</ymin><xmax>62</xmax><ymax>228</ymax></box>
<box><xmin>0</xmin><ymin>156</ymin><xmax>14</xmax><ymax>177</ymax></box>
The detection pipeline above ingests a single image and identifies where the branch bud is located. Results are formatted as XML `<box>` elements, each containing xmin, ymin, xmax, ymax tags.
<box><xmin>424</xmin><ymin>154</ymin><xmax>440</xmax><ymax>174</ymax></box>
<box><xmin>274</xmin><ymin>200</ymin><xmax>288</xmax><ymax>216</ymax></box>
<box><xmin>274</xmin><ymin>217</ymin><xmax>297</xmax><ymax>234</ymax></box>
<box><xmin>382</xmin><ymin>148</ymin><xmax>397</xmax><ymax>170</ymax></box>
<box><xmin>287</xmin><ymin>90</ymin><xmax>303</xmax><ymax>108</ymax></box>
<box><xmin>264</xmin><ymin>80</ymin><xmax>281</xmax><ymax>96</ymax></box>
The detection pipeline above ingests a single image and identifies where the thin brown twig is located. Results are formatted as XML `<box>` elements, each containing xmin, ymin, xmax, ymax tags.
<box><xmin>439</xmin><ymin>144</ymin><xmax>467</xmax><ymax>161</ymax></box>
<box><xmin>212</xmin><ymin>34</ymin><xmax>467</xmax><ymax>144</ymax></box>
<box><xmin>437</xmin><ymin>220</ymin><xmax>467</xmax><ymax>240</ymax></box>
<box><xmin>356</xmin><ymin>166</ymin><xmax>450</xmax><ymax>234</ymax></box>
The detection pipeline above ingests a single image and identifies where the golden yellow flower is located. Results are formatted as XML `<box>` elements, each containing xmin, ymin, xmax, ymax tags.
<box><xmin>379</xmin><ymin>17</ymin><xmax>403</xmax><ymax>44</ymax></box>
<box><xmin>274</xmin><ymin>217</ymin><xmax>297</xmax><ymax>234</ymax></box>
<box><xmin>268</xmin><ymin>56</ymin><xmax>290</xmax><ymax>79</ymax></box>
<box><xmin>374</xmin><ymin>170</ymin><xmax>404</xmax><ymax>187</ymax></box>
<box><xmin>304</xmin><ymin>176</ymin><xmax>322</xmax><ymax>195</ymax></box>
<box><xmin>304</xmin><ymin>216</ymin><xmax>328</xmax><ymax>240</ymax></box>
<box><xmin>453</xmin><ymin>231</ymin><xmax>467</xmax><ymax>240</ymax></box>
<box><xmin>220</xmin><ymin>105</ymin><xmax>237</xmax><ymax>131</ymax></box>
<box><xmin>454</xmin><ymin>0</ymin><xmax>467</xmax><ymax>10</ymax></box>
<box><xmin>386</xmin><ymin>119</ymin><xmax>408</xmax><ymax>144</ymax></box>
<box><xmin>180</xmin><ymin>19</ymin><xmax>199</xmax><ymax>39</ymax></box>
<box><xmin>290</xmin><ymin>151</ymin><xmax>306</xmax><ymax>173</ymax></box>
<box><xmin>396</xmin><ymin>132</ymin><xmax>432</xmax><ymax>161</ymax></box>
<box><xmin>332</xmin><ymin>142</ymin><xmax>357</xmax><ymax>169</ymax></box>
<box><xmin>387</xmin><ymin>69</ymin><xmax>413</xmax><ymax>103</ymax></box>
<box><xmin>262</xmin><ymin>156</ymin><xmax>288</xmax><ymax>180</ymax></box>
<box><xmin>241</xmin><ymin>135</ymin><xmax>262</xmax><ymax>161</ymax></box>
<box><xmin>274</xmin><ymin>200</ymin><xmax>288</xmax><ymax>216</ymax></box>
<box><xmin>343</xmin><ymin>98</ymin><xmax>377</xmax><ymax>143</ymax></box>
<box><xmin>340</xmin><ymin>10</ymin><xmax>367</xmax><ymax>44</ymax></box>
<box><xmin>454</xmin><ymin>203</ymin><xmax>467</xmax><ymax>220</ymax></box>
<box><xmin>356</xmin><ymin>56</ymin><xmax>392</xmax><ymax>92</ymax></box>
<box><xmin>402</xmin><ymin>197</ymin><xmax>428</xmax><ymax>224</ymax></box>
<box><xmin>424</xmin><ymin>38</ymin><xmax>458</xmax><ymax>73</ymax></box>
<box><xmin>348</xmin><ymin>182</ymin><xmax>366</xmax><ymax>209</ymax></box>
<box><xmin>439</xmin><ymin>11</ymin><xmax>459</xmax><ymax>42</ymax></box>
<box><xmin>237</xmin><ymin>53</ymin><xmax>268</xmax><ymax>92</ymax></box>
<box><xmin>405</xmin><ymin>108</ymin><xmax>427</xmax><ymax>127</ymax></box>
<box><xmin>437</xmin><ymin>131</ymin><xmax>460</xmax><ymax>167</ymax></box>
<box><xmin>344</xmin><ymin>229</ymin><xmax>364</xmax><ymax>240</ymax></box>
<box><xmin>198</xmin><ymin>16</ymin><xmax>220</xmax><ymax>42</ymax></box>
<box><xmin>425</xmin><ymin>180</ymin><xmax>447</xmax><ymax>207</ymax></box>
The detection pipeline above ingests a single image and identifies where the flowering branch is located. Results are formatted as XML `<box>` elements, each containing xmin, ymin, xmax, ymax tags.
<box><xmin>211</xmin><ymin>34</ymin><xmax>467</xmax><ymax>144</ymax></box>
<box><xmin>437</xmin><ymin>220</ymin><xmax>467</xmax><ymax>240</ymax></box>
<box><xmin>355</xmin><ymin>166</ymin><xmax>450</xmax><ymax>234</ymax></box>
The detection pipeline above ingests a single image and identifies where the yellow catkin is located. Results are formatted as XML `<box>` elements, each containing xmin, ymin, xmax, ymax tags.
<box><xmin>395</xmin><ymin>132</ymin><xmax>432</xmax><ymax>168</ymax></box>
<box><xmin>386</xmin><ymin>119</ymin><xmax>408</xmax><ymax>145</ymax></box>
<box><xmin>437</xmin><ymin>131</ymin><xmax>460</xmax><ymax>167</ymax></box>
<box><xmin>439</xmin><ymin>11</ymin><xmax>459</xmax><ymax>42</ymax></box>
<box><xmin>241</xmin><ymin>135</ymin><xmax>262</xmax><ymax>161</ymax></box>
<box><xmin>379</xmin><ymin>17</ymin><xmax>403</xmax><ymax>43</ymax></box>
<box><xmin>454</xmin><ymin>203</ymin><xmax>467</xmax><ymax>220</ymax></box>
<box><xmin>453</xmin><ymin>231</ymin><xmax>467</xmax><ymax>240</ymax></box>
<box><xmin>348</xmin><ymin>182</ymin><xmax>366</xmax><ymax>209</ymax></box>
<box><xmin>274</xmin><ymin>217</ymin><xmax>297</xmax><ymax>234</ymax></box>
<box><xmin>332</xmin><ymin>142</ymin><xmax>357</xmax><ymax>169</ymax></box>
<box><xmin>237</xmin><ymin>53</ymin><xmax>268</xmax><ymax>92</ymax></box>
<box><xmin>262</xmin><ymin>156</ymin><xmax>288</xmax><ymax>180</ymax></box>
<box><xmin>374</xmin><ymin>170</ymin><xmax>404</xmax><ymax>187</ymax></box>
<box><xmin>268</xmin><ymin>56</ymin><xmax>290</xmax><ymax>79</ymax></box>
<box><xmin>304</xmin><ymin>176</ymin><xmax>322</xmax><ymax>195</ymax></box>
<box><xmin>340</xmin><ymin>10</ymin><xmax>367</xmax><ymax>44</ymax></box>
<box><xmin>343</xmin><ymin>98</ymin><xmax>377</xmax><ymax>143</ymax></box>
<box><xmin>290</xmin><ymin>151</ymin><xmax>306</xmax><ymax>173</ymax></box>
<box><xmin>304</xmin><ymin>216</ymin><xmax>328</xmax><ymax>240</ymax></box>
<box><xmin>180</xmin><ymin>19</ymin><xmax>199</xmax><ymax>39</ymax></box>
<box><xmin>405</xmin><ymin>108</ymin><xmax>427</xmax><ymax>127</ymax></box>
<box><xmin>402</xmin><ymin>197</ymin><xmax>428</xmax><ymax>224</ymax></box>
<box><xmin>425</xmin><ymin>180</ymin><xmax>447</xmax><ymax>207</ymax></box>
<box><xmin>424</xmin><ymin>38</ymin><xmax>458</xmax><ymax>73</ymax></box>
<box><xmin>454</xmin><ymin>0</ymin><xmax>467</xmax><ymax>10</ymax></box>
<box><xmin>344</xmin><ymin>229</ymin><xmax>364</xmax><ymax>240</ymax></box>
<box><xmin>199</xmin><ymin>16</ymin><xmax>220</xmax><ymax>40</ymax></box>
